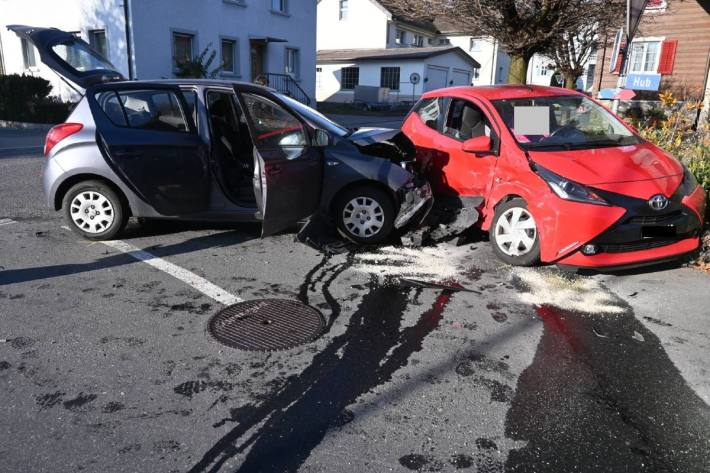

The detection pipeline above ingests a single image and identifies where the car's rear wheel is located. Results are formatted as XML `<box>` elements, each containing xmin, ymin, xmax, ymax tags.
<box><xmin>490</xmin><ymin>198</ymin><xmax>540</xmax><ymax>266</ymax></box>
<box><xmin>334</xmin><ymin>186</ymin><xmax>395</xmax><ymax>245</ymax></box>
<box><xmin>63</xmin><ymin>180</ymin><xmax>127</xmax><ymax>240</ymax></box>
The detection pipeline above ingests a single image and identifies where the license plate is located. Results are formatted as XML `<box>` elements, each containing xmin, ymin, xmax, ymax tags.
<box><xmin>642</xmin><ymin>226</ymin><xmax>676</xmax><ymax>238</ymax></box>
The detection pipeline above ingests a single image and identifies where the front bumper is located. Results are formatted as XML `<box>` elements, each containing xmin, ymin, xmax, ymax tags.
<box><xmin>394</xmin><ymin>180</ymin><xmax>433</xmax><ymax>229</ymax></box>
<box><xmin>556</xmin><ymin>185</ymin><xmax>705</xmax><ymax>268</ymax></box>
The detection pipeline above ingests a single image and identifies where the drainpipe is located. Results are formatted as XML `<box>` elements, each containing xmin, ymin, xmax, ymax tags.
<box><xmin>123</xmin><ymin>0</ymin><xmax>134</xmax><ymax>79</ymax></box>
<box><xmin>490</xmin><ymin>39</ymin><xmax>497</xmax><ymax>85</ymax></box>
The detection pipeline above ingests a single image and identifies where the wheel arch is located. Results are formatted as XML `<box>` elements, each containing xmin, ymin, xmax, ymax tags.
<box><xmin>55</xmin><ymin>173</ymin><xmax>132</xmax><ymax>216</ymax></box>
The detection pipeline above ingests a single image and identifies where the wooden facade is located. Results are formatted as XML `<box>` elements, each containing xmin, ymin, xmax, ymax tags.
<box><xmin>593</xmin><ymin>0</ymin><xmax>710</xmax><ymax>99</ymax></box>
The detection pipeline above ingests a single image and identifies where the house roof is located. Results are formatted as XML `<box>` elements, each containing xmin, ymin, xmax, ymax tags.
<box><xmin>433</xmin><ymin>17</ymin><xmax>473</xmax><ymax>36</ymax></box>
<box><xmin>375</xmin><ymin>0</ymin><xmax>438</xmax><ymax>33</ymax></box>
<box><xmin>317</xmin><ymin>46</ymin><xmax>481</xmax><ymax>68</ymax></box>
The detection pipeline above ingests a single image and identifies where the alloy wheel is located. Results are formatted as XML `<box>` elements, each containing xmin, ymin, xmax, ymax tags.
<box><xmin>494</xmin><ymin>207</ymin><xmax>537</xmax><ymax>257</ymax></box>
<box><xmin>70</xmin><ymin>191</ymin><xmax>115</xmax><ymax>234</ymax></box>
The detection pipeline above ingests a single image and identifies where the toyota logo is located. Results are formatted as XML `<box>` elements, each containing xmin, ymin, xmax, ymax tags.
<box><xmin>648</xmin><ymin>194</ymin><xmax>669</xmax><ymax>211</ymax></box>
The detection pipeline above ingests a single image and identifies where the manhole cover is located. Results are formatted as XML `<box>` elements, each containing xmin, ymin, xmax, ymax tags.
<box><xmin>208</xmin><ymin>299</ymin><xmax>325</xmax><ymax>351</ymax></box>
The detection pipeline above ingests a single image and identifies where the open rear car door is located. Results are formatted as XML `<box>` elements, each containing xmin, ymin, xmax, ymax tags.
<box><xmin>7</xmin><ymin>24</ymin><xmax>124</xmax><ymax>88</ymax></box>
<box><xmin>237</xmin><ymin>90</ymin><xmax>323</xmax><ymax>237</ymax></box>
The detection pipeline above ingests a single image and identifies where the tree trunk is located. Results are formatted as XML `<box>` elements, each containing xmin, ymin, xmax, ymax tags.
<box><xmin>564</xmin><ymin>74</ymin><xmax>578</xmax><ymax>89</ymax></box>
<box><xmin>508</xmin><ymin>54</ymin><xmax>530</xmax><ymax>84</ymax></box>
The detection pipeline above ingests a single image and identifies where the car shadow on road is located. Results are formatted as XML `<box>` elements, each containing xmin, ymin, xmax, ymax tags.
<box><xmin>0</xmin><ymin>227</ymin><xmax>260</xmax><ymax>286</ymax></box>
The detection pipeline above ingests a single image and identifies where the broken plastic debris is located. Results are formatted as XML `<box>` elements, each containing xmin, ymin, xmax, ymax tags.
<box><xmin>632</xmin><ymin>331</ymin><xmax>645</xmax><ymax>342</ymax></box>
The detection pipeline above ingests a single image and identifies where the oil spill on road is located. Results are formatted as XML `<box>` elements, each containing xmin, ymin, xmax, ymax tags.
<box><xmin>189</xmin><ymin>259</ymin><xmax>455</xmax><ymax>473</ymax></box>
<box><xmin>505</xmin><ymin>296</ymin><xmax>710</xmax><ymax>472</ymax></box>
<box><xmin>62</xmin><ymin>392</ymin><xmax>97</xmax><ymax>411</ymax></box>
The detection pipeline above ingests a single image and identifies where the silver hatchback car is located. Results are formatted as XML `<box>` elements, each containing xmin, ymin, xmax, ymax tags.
<box><xmin>10</xmin><ymin>25</ymin><xmax>432</xmax><ymax>244</ymax></box>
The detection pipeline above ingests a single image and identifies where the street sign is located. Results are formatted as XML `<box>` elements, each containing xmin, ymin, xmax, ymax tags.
<box><xmin>614</xmin><ymin>89</ymin><xmax>636</xmax><ymax>100</ymax></box>
<box><xmin>409</xmin><ymin>73</ymin><xmax>421</xmax><ymax>84</ymax></box>
<box><xmin>625</xmin><ymin>73</ymin><xmax>661</xmax><ymax>91</ymax></box>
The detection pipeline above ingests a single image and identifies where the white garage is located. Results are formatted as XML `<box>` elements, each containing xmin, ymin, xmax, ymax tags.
<box><xmin>316</xmin><ymin>46</ymin><xmax>481</xmax><ymax>103</ymax></box>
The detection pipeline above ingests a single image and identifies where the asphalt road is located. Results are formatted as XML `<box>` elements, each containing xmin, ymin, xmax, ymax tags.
<box><xmin>1</xmin><ymin>125</ymin><xmax>709</xmax><ymax>473</ymax></box>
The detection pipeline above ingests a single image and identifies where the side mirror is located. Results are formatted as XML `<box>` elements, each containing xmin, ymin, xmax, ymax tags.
<box><xmin>461</xmin><ymin>135</ymin><xmax>492</xmax><ymax>155</ymax></box>
<box><xmin>313</xmin><ymin>128</ymin><xmax>330</xmax><ymax>147</ymax></box>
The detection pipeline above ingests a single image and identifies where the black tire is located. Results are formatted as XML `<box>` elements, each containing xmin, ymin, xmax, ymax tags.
<box><xmin>489</xmin><ymin>198</ymin><xmax>541</xmax><ymax>266</ymax></box>
<box><xmin>62</xmin><ymin>180</ymin><xmax>128</xmax><ymax>241</ymax></box>
<box><xmin>334</xmin><ymin>186</ymin><xmax>395</xmax><ymax>245</ymax></box>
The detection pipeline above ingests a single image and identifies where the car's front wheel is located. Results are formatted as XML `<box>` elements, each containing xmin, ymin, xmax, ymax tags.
<box><xmin>62</xmin><ymin>180</ymin><xmax>127</xmax><ymax>240</ymax></box>
<box><xmin>490</xmin><ymin>198</ymin><xmax>540</xmax><ymax>266</ymax></box>
<box><xmin>334</xmin><ymin>186</ymin><xmax>395</xmax><ymax>245</ymax></box>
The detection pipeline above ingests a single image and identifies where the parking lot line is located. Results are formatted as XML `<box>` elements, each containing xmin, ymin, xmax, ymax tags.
<box><xmin>100</xmin><ymin>239</ymin><xmax>243</xmax><ymax>306</ymax></box>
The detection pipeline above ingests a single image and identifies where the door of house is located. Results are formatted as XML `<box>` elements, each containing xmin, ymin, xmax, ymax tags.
<box><xmin>250</xmin><ymin>40</ymin><xmax>266</xmax><ymax>81</ymax></box>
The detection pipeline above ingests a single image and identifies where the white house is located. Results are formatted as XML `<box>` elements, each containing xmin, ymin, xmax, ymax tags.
<box><xmin>316</xmin><ymin>0</ymin><xmax>479</xmax><ymax>103</ymax></box>
<box><xmin>0</xmin><ymin>0</ymin><xmax>317</xmax><ymax>103</ymax></box>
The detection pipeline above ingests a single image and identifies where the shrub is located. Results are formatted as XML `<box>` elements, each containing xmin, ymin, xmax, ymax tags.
<box><xmin>0</xmin><ymin>74</ymin><xmax>72</xmax><ymax>123</ymax></box>
<box><xmin>174</xmin><ymin>44</ymin><xmax>222</xmax><ymax>79</ymax></box>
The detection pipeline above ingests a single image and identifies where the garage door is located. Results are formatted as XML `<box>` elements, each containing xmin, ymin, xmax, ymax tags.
<box><xmin>425</xmin><ymin>65</ymin><xmax>449</xmax><ymax>92</ymax></box>
<box><xmin>452</xmin><ymin>69</ymin><xmax>471</xmax><ymax>86</ymax></box>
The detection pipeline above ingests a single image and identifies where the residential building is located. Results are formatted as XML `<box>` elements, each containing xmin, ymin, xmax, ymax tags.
<box><xmin>593</xmin><ymin>0</ymin><xmax>710</xmax><ymax>98</ymax></box>
<box><xmin>0</xmin><ymin>0</ymin><xmax>317</xmax><ymax>103</ymax></box>
<box><xmin>316</xmin><ymin>0</ymin><xmax>479</xmax><ymax>103</ymax></box>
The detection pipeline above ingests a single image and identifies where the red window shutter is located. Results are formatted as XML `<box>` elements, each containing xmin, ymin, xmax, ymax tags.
<box><xmin>613</xmin><ymin>43</ymin><xmax>626</xmax><ymax>74</ymax></box>
<box><xmin>657</xmin><ymin>39</ymin><xmax>678</xmax><ymax>74</ymax></box>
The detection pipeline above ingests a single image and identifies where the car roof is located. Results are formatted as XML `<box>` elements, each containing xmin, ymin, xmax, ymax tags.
<box><xmin>101</xmin><ymin>78</ymin><xmax>277</xmax><ymax>93</ymax></box>
<box><xmin>423</xmin><ymin>84</ymin><xmax>583</xmax><ymax>101</ymax></box>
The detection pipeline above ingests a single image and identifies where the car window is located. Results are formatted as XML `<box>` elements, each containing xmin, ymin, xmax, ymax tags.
<box><xmin>95</xmin><ymin>89</ymin><xmax>189</xmax><ymax>132</ymax></box>
<box><xmin>414</xmin><ymin>97</ymin><xmax>443</xmax><ymax>131</ymax></box>
<box><xmin>443</xmin><ymin>99</ymin><xmax>493</xmax><ymax>142</ymax></box>
<box><xmin>95</xmin><ymin>91</ymin><xmax>127</xmax><ymax>127</ymax></box>
<box><xmin>241</xmin><ymin>93</ymin><xmax>307</xmax><ymax>148</ymax></box>
<box><xmin>180</xmin><ymin>90</ymin><xmax>198</xmax><ymax>130</ymax></box>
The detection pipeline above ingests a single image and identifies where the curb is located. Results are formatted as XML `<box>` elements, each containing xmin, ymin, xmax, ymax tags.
<box><xmin>0</xmin><ymin>120</ymin><xmax>55</xmax><ymax>131</ymax></box>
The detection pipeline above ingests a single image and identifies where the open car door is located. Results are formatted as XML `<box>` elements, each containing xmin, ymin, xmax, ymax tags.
<box><xmin>237</xmin><ymin>90</ymin><xmax>322</xmax><ymax>237</ymax></box>
<box><xmin>7</xmin><ymin>25</ymin><xmax>124</xmax><ymax>88</ymax></box>
<box><xmin>89</xmin><ymin>83</ymin><xmax>210</xmax><ymax>216</ymax></box>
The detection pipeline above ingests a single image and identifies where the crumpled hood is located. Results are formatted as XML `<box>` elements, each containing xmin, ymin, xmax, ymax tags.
<box><xmin>347</xmin><ymin>127</ymin><xmax>416</xmax><ymax>164</ymax></box>
<box><xmin>529</xmin><ymin>142</ymin><xmax>684</xmax><ymax>186</ymax></box>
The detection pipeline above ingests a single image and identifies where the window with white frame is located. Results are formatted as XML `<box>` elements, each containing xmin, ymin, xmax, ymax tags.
<box><xmin>341</xmin><ymin>67</ymin><xmax>359</xmax><ymax>90</ymax></box>
<box><xmin>285</xmin><ymin>47</ymin><xmax>299</xmax><ymax>77</ymax></box>
<box><xmin>380</xmin><ymin>67</ymin><xmax>400</xmax><ymax>91</ymax></box>
<box><xmin>221</xmin><ymin>38</ymin><xmax>237</xmax><ymax>74</ymax></box>
<box><xmin>339</xmin><ymin>0</ymin><xmax>348</xmax><ymax>20</ymax></box>
<box><xmin>88</xmin><ymin>29</ymin><xmax>108</xmax><ymax>60</ymax></box>
<box><xmin>628</xmin><ymin>40</ymin><xmax>661</xmax><ymax>73</ymax></box>
<box><xmin>21</xmin><ymin>38</ymin><xmax>37</xmax><ymax>68</ymax></box>
<box><xmin>469</xmin><ymin>38</ymin><xmax>482</xmax><ymax>52</ymax></box>
<box><xmin>395</xmin><ymin>30</ymin><xmax>406</xmax><ymax>45</ymax></box>
<box><xmin>271</xmin><ymin>0</ymin><xmax>287</xmax><ymax>13</ymax></box>
<box><xmin>172</xmin><ymin>32</ymin><xmax>194</xmax><ymax>68</ymax></box>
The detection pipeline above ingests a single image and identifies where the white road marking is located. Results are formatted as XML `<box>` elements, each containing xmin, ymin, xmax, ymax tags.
<box><xmin>60</xmin><ymin>226</ymin><xmax>241</xmax><ymax>305</ymax></box>
<box><xmin>0</xmin><ymin>218</ymin><xmax>17</xmax><ymax>226</ymax></box>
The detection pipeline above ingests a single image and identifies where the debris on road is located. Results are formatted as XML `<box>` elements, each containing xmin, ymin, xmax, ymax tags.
<box><xmin>398</xmin><ymin>277</ymin><xmax>481</xmax><ymax>293</ymax></box>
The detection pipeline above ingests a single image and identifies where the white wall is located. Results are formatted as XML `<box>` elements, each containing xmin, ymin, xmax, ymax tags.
<box><xmin>0</xmin><ymin>0</ymin><xmax>129</xmax><ymax>101</ymax></box>
<box><xmin>317</xmin><ymin>52</ymin><xmax>474</xmax><ymax>102</ymax></box>
<box><xmin>445</xmin><ymin>35</ymin><xmax>510</xmax><ymax>86</ymax></box>
<box><xmin>131</xmin><ymin>0</ymin><xmax>317</xmax><ymax>102</ymax></box>
<box><xmin>317</xmin><ymin>0</ymin><xmax>389</xmax><ymax>50</ymax></box>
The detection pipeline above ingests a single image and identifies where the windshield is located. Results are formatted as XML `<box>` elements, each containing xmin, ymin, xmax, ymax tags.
<box><xmin>492</xmin><ymin>95</ymin><xmax>641</xmax><ymax>151</ymax></box>
<box><xmin>52</xmin><ymin>38</ymin><xmax>117</xmax><ymax>73</ymax></box>
<box><xmin>278</xmin><ymin>94</ymin><xmax>350</xmax><ymax>138</ymax></box>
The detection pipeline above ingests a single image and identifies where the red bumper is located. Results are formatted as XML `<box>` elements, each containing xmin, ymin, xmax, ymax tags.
<box><xmin>556</xmin><ymin>237</ymin><xmax>700</xmax><ymax>268</ymax></box>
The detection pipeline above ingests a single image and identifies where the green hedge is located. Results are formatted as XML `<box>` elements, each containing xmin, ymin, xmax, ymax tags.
<box><xmin>0</xmin><ymin>74</ymin><xmax>73</xmax><ymax>124</ymax></box>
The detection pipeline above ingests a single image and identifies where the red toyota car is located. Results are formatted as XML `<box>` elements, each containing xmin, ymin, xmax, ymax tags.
<box><xmin>402</xmin><ymin>85</ymin><xmax>706</xmax><ymax>269</ymax></box>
